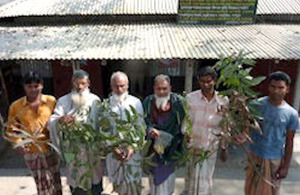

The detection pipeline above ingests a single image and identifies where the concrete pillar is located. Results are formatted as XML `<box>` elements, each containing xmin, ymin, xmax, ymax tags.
<box><xmin>71</xmin><ymin>60</ymin><xmax>80</xmax><ymax>72</ymax></box>
<box><xmin>184</xmin><ymin>60</ymin><xmax>194</xmax><ymax>94</ymax></box>
<box><xmin>293</xmin><ymin>60</ymin><xmax>300</xmax><ymax>112</ymax></box>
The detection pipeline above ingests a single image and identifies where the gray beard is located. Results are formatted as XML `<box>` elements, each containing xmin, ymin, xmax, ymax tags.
<box><xmin>112</xmin><ymin>91</ymin><xmax>128</xmax><ymax>104</ymax></box>
<box><xmin>154</xmin><ymin>94</ymin><xmax>170</xmax><ymax>110</ymax></box>
<box><xmin>71</xmin><ymin>89</ymin><xmax>90</xmax><ymax>108</ymax></box>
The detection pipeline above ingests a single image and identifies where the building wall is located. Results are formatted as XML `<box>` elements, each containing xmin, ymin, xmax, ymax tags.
<box><xmin>251</xmin><ymin>59</ymin><xmax>299</xmax><ymax>105</ymax></box>
<box><xmin>1</xmin><ymin>59</ymin><xmax>298</xmax><ymax>110</ymax></box>
<box><xmin>52</xmin><ymin>60</ymin><xmax>103</xmax><ymax>98</ymax></box>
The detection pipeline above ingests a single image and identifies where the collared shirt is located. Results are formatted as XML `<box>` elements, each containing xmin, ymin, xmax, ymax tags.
<box><xmin>187</xmin><ymin>90</ymin><xmax>228</xmax><ymax>151</ymax></box>
<box><xmin>7</xmin><ymin>95</ymin><xmax>56</xmax><ymax>153</ymax></box>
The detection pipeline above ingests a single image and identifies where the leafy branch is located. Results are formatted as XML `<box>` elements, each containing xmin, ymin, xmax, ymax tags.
<box><xmin>59</xmin><ymin>99</ymin><xmax>150</xmax><ymax>193</ymax></box>
<box><xmin>1</xmin><ymin>113</ymin><xmax>60</xmax><ymax>195</ymax></box>
<box><xmin>214</xmin><ymin>52</ymin><xmax>265</xmax><ymax>147</ymax></box>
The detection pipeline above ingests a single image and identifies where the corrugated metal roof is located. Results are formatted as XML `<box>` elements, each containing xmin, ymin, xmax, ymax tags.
<box><xmin>2</xmin><ymin>0</ymin><xmax>299</xmax><ymax>18</ymax></box>
<box><xmin>0</xmin><ymin>0</ymin><xmax>178</xmax><ymax>18</ymax></box>
<box><xmin>0</xmin><ymin>23</ymin><xmax>300</xmax><ymax>60</ymax></box>
<box><xmin>257</xmin><ymin>0</ymin><xmax>300</xmax><ymax>15</ymax></box>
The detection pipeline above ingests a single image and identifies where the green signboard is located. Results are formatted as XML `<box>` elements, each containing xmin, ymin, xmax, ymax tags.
<box><xmin>179</xmin><ymin>0</ymin><xmax>258</xmax><ymax>24</ymax></box>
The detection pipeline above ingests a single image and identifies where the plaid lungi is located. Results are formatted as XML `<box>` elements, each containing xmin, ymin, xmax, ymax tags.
<box><xmin>245</xmin><ymin>152</ymin><xmax>281</xmax><ymax>195</ymax></box>
<box><xmin>24</xmin><ymin>150</ymin><xmax>62</xmax><ymax>195</ymax></box>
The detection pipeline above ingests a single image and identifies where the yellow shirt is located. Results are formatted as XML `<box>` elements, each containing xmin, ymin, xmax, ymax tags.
<box><xmin>6</xmin><ymin>95</ymin><xmax>56</xmax><ymax>153</ymax></box>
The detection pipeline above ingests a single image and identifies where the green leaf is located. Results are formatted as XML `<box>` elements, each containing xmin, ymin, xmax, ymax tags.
<box><xmin>133</xmin><ymin>172</ymin><xmax>140</xmax><ymax>179</ymax></box>
<box><xmin>244</xmin><ymin>88</ymin><xmax>259</xmax><ymax>98</ymax></box>
<box><xmin>64</xmin><ymin>153</ymin><xmax>75</xmax><ymax>164</ymax></box>
<box><xmin>141</xmin><ymin>140</ymin><xmax>152</xmax><ymax>156</ymax></box>
<box><xmin>144</xmin><ymin>159</ymin><xmax>158</xmax><ymax>167</ymax></box>
<box><xmin>128</xmin><ymin>165</ymin><xmax>133</xmax><ymax>175</ymax></box>
<box><xmin>249</xmin><ymin>76</ymin><xmax>266</xmax><ymax>86</ymax></box>
<box><xmin>130</xmin><ymin>105</ymin><xmax>138</xmax><ymax>117</ymax></box>
<box><xmin>242</xmin><ymin>58</ymin><xmax>256</xmax><ymax>66</ymax></box>
<box><xmin>125</xmin><ymin>109</ymin><xmax>132</xmax><ymax>123</ymax></box>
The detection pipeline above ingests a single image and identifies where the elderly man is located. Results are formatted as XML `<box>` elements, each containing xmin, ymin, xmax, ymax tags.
<box><xmin>143</xmin><ymin>74</ymin><xmax>186</xmax><ymax>195</ymax></box>
<box><xmin>6</xmin><ymin>71</ymin><xmax>62</xmax><ymax>195</ymax></box>
<box><xmin>106</xmin><ymin>71</ymin><xmax>144</xmax><ymax>195</ymax></box>
<box><xmin>185</xmin><ymin>66</ymin><xmax>228</xmax><ymax>195</ymax></box>
<box><xmin>48</xmin><ymin>70</ymin><xmax>102</xmax><ymax>195</ymax></box>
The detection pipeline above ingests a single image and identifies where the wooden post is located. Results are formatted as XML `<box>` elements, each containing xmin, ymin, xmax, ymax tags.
<box><xmin>0</xmin><ymin>68</ymin><xmax>9</xmax><ymax>108</ymax></box>
<box><xmin>293</xmin><ymin>60</ymin><xmax>300</xmax><ymax>112</ymax></box>
<box><xmin>71</xmin><ymin>60</ymin><xmax>80</xmax><ymax>72</ymax></box>
<box><xmin>184</xmin><ymin>60</ymin><xmax>194</xmax><ymax>94</ymax></box>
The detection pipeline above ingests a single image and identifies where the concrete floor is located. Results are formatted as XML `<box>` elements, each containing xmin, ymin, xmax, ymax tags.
<box><xmin>0</xmin><ymin>134</ymin><xmax>300</xmax><ymax>195</ymax></box>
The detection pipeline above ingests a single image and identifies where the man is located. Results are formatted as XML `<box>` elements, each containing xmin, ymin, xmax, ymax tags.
<box><xmin>48</xmin><ymin>70</ymin><xmax>102</xmax><ymax>195</ymax></box>
<box><xmin>243</xmin><ymin>71</ymin><xmax>299</xmax><ymax>195</ymax></box>
<box><xmin>185</xmin><ymin>66</ymin><xmax>228</xmax><ymax>195</ymax></box>
<box><xmin>143</xmin><ymin>74</ymin><xmax>186</xmax><ymax>195</ymax></box>
<box><xmin>106</xmin><ymin>71</ymin><xmax>144</xmax><ymax>195</ymax></box>
<box><xmin>6</xmin><ymin>71</ymin><xmax>62</xmax><ymax>195</ymax></box>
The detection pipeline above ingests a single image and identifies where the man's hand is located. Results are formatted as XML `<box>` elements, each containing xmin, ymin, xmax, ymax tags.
<box><xmin>276</xmin><ymin>164</ymin><xmax>289</xmax><ymax>179</ymax></box>
<box><xmin>276</xmin><ymin>130</ymin><xmax>295</xmax><ymax>180</ymax></box>
<box><xmin>113</xmin><ymin>148</ymin><xmax>124</xmax><ymax>161</ymax></box>
<box><xmin>150</xmin><ymin>129</ymin><xmax>160</xmax><ymax>139</ymax></box>
<box><xmin>186</xmin><ymin>134</ymin><xmax>192</xmax><ymax>143</ymax></box>
<box><xmin>193</xmin><ymin>148</ymin><xmax>202</xmax><ymax>156</ymax></box>
<box><xmin>16</xmin><ymin>146</ymin><xmax>30</xmax><ymax>155</ymax></box>
<box><xmin>124</xmin><ymin>147</ymin><xmax>134</xmax><ymax>162</ymax></box>
<box><xmin>59</xmin><ymin>115</ymin><xmax>75</xmax><ymax>124</ymax></box>
<box><xmin>113</xmin><ymin>147</ymin><xmax>134</xmax><ymax>162</ymax></box>
<box><xmin>220</xmin><ymin>148</ymin><xmax>227</xmax><ymax>163</ymax></box>
<box><xmin>232</xmin><ymin>133</ymin><xmax>247</xmax><ymax>144</ymax></box>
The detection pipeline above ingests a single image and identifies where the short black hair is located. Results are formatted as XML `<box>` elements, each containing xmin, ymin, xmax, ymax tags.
<box><xmin>23</xmin><ymin>71</ymin><xmax>43</xmax><ymax>85</ymax></box>
<box><xmin>197</xmin><ymin>66</ymin><xmax>217</xmax><ymax>80</ymax></box>
<box><xmin>268</xmin><ymin>71</ymin><xmax>291</xmax><ymax>86</ymax></box>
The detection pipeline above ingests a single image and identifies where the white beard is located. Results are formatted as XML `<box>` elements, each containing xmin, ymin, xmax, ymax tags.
<box><xmin>112</xmin><ymin>91</ymin><xmax>128</xmax><ymax>104</ymax></box>
<box><xmin>71</xmin><ymin>89</ymin><xmax>90</xmax><ymax>108</ymax></box>
<box><xmin>154</xmin><ymin>94</ymin><xmax>170</xmax><ymax>110</ymax></box>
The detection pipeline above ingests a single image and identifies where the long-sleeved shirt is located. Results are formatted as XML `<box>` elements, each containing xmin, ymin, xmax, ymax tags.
<box><xmin>47</xmin><ymin>91</ymin><xmax>102</xmax><ymax>188</ymax></box>
<box><xmin>106</xmin><ymin>94</ymin><xmax>144</xmax><ymax>192</ymax></box>
<box><xmin>6</xmin><ymin>95</ymin><xmax>56</xmax><ymax>153</ymax></box>
<box><xmin>187</xmin><ymin>90</ymin><xmax>228</xmax><ymax>152</ymax></box>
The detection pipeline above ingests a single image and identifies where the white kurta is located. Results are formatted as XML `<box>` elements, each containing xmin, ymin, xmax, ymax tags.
<box><xmin>106</xmin><ymin>94</ymin><xmax>144</xmax><ymax>195</ymax></box>
<box><xmin>47</xmin><ymin>92</ymin><xmax>103</xmax><ymax>189</ymax></box>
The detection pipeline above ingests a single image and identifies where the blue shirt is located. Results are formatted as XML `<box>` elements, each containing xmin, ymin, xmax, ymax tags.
<box><xmin>249</xmin><ymin>97</ymin><xmax>299</xmax><ymax>159</ymax></box>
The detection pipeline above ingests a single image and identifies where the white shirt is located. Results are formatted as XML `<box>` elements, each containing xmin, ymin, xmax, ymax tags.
<box><xmin>48</xmin><ymin>92</ymin><xmax>100</xmax><ymax>147</ymax></box>
<box><xmin>48</xmin><ymin>91</ymin><xmax>102</xmax><ymax>188</ymax></box>
<box><xmin>109</xmin><ymin>94</ymin><xmax>144</xmax><ymax>120</ymax></box>
<box><xmin>106</xmin><ymin>94</ymin><xmax>144</xmax><ymax>190</ymax></box>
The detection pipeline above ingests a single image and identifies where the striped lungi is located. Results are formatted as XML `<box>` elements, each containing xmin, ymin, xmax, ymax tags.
<box><xmin>24</xmin><ymin>150</ymin><xmax>62</xmax><ymax>195</ymax></box>
<box><xmin>245</xmin><ymin>152</ymin><xmax>281</xmax><ymax>195</ymax></box>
